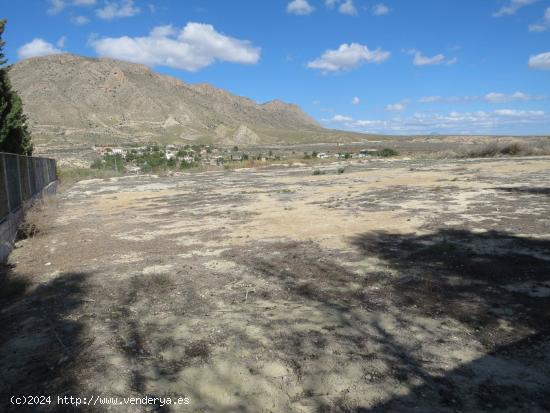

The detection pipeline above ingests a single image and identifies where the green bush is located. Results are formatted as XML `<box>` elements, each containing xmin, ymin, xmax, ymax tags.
<box><xmin>180</xmin><ymin>160</ymin><xmax>199</xmax><ymax>169</ymax></box>
<box><xmin>91</xmin><ymin>153</ymin><xmax>124</xmax><ymax>171</ymax></box>
<box><xmin>378</xmin><ymin>148</ymin><xmax>399</xmax><ymax>157</ymax></box>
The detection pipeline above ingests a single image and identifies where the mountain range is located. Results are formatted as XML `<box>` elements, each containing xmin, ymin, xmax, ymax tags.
<box><xmin>9</xmin><ymin>54</ymin><xmax>371</xmax><ymax>149</ymax></box>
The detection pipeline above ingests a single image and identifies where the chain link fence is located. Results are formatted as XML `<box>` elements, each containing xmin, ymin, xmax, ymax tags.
<box><xmin>0</xmin><ymin>152</ymin><xmax>57</xmax><ymax>261</ymax></box>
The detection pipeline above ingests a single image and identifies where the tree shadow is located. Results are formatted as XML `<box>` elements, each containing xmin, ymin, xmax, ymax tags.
<box><xmin>493</xmin><ymin>186</ymin><xmax>550</xmax><ymax>196</ymax></box>
<box><xmin>222</xmin><ymin>229</ymin><xmax>550</xmax><ymax>411</ymax></box>
<box><xmin>6</xmin><ymin>228</ymin><xmax>545</xmax><ymax>411</ymax></box>
<box><xmin>0</xmin><ymin>268</ymin><xmax>92</xmax><ymax>412</ymax></box>
<box><xmin>349</xmin><ymin>229</ymin><xmax>550</xmax><ymax>412</ymax></box>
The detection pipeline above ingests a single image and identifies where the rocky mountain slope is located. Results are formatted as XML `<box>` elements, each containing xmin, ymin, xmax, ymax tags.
<box><xmin>9</xmin><ymin>54</ymin><xmax>368</xmax><ymax>148</ymax></box>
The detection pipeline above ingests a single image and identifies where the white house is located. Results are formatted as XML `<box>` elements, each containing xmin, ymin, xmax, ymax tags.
<box><xmin>111</xmin><ymin>148</ymin><xmax>126</xmax><ymax>155</ymax></box>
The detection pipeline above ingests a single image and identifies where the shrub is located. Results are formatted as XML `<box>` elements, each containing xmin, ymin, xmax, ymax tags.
<box><xmin>499</xmin><ymin>143</ymin><xmax>525</xmax><ymax>156</ymax></box>
<box><xmin>180</xmin><ymin>160</ymin><xmax>199</xmax><ymax>169</ymax></box>
<box><xmin>463</xmin><ymin>142</ymin><xmax>537</xmax><ymax>158</ymax></box>
<box><xmin>378</xmin><ymin>148</ymin><xmax>399</xmax><ymax>157</ymax></box>
<box><xmin>91</xmin><ymin>153</ymin><xmax>125</xmax><ymax>171</ymax></box>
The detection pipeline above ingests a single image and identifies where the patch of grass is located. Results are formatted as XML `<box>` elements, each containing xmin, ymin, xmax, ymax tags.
<box><xmin>312</xmin><ymin>169</ymin><xmax>326</xmax><ymax>175</ymax></box>
<box><xmin>17</xmin><ymin>195</ymin><xmax>59</xmax><ymax>240</ymax></box>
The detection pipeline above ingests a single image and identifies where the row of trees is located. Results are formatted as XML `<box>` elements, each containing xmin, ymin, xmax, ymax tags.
<box><xmin>0</xmin><ymin>19</ymin><xmax>32</xmax><ymax>155</ymax></box>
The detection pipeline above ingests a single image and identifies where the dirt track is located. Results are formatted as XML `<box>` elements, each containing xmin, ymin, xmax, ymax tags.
<box><xmin>1</xmin><ymin>156</ymin><xmax>550</xmax><ymax>412</ymax></box>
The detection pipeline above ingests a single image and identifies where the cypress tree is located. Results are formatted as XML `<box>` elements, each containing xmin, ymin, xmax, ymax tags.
<box><xmin>0</xmin><ymin>19</ymin><xmax>33</xmax><ymax>155</ymax></box>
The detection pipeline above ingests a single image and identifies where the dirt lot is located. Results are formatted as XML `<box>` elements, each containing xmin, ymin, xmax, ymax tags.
<box><xmin>1</xmin><ymin>156</ymin><xmax>549</xmax><ymax>412</ymax></box>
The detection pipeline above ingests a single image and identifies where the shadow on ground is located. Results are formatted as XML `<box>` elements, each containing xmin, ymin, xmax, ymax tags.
<box><xmin>233</xmin><ymin>229</ymin><xmax>550</xmax><ymax>411</ymax></box>
<box><xmin>493</xmin><ymin>186</ymin><xmax>550</xmax><ymax>196</ymax></box>
<box><xmin>349</xmin><ymin>229</ymin><xmax>550</xmax><ymax>412</ymax></box>
<box><xmin>0</xmin><ymin>267</ymin><xmax>92</xmax><ymax>412</ymax></box>
<box><xmin>1</xmin><ymin>228</ymin><xmax>549</xmax><ymax>412</ymax></box>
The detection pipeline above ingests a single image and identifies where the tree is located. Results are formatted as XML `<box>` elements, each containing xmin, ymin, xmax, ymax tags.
<box><xmin>0</xmin><ymin>20</ymin><xmax>32</xmax><ymax>155</ymax></box>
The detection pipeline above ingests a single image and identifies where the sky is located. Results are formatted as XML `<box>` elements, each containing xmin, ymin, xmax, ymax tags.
<box><xmin>2</xmin><ymin>0</ymin><xmax>550</xmax><ymax>135</ymax></box>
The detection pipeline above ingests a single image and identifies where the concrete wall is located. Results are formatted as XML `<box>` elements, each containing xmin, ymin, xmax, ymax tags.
<box><xmin>0</xmin><ymin>152</ymin><xmax>57</xmax><ymax>262</ymax></box>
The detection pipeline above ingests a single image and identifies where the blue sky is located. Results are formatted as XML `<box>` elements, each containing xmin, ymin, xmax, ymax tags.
<box><xmin>2</xmin><ymin>0</ymin><xmax>550</xmax><ymax>135</ymax></box>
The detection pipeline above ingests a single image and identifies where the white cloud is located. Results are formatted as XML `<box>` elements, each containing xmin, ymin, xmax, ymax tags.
<box><xmin>71</xmin><ymin>15</ymin><xmax>90</xmax><ymax>25</ymax></box>
<box><xmin>18</xmin><ymin>38</ymin><xmax>63</xmax><ymax>59</ymax></box>
<box><xmin>386</xmin><ymin>101</ymin><xmax>408</xmax><ymax>111</ymax></box>
<box><xmin>418</xmin><ymin>96</ymin><xmax>442</xmax><ymax>103</ymax></box>
<box><xmin>56</xmin><ymin>36</ymin><xmax>67</xmax><ymax>49</ymax></box>
<box><xmin>410</xmin><ymin>50</ymin><xmax>445</xmax><ymax>66</ymax></box>
<box><xmin>321</xmin><ymin>109</ymin><xmax>549</xmax><ymax>135</ymax></box>
<box><xmin>372</xmin><ymin>3</ymin><xmax>390</xmax><ymax>16</ymax></box>
<box><xmin>446</xmin><ymin>57</ymin><xmax>458</xmax><ymax>65</ymax></box>
<box><xmin>325</xmin><ymin>0</ymin><xmax>338</xmax><ymax>8</ymax></box>
<box><xmin>96</xmin><ymin>0</ymin><xmax>140</xmax><ymax>19</ymax></box>
<box><xmin>484</xmin><ymin>91</ymin><xmax>545</xmax><ymax>103</ymax></box>
<box><xmin>48</xmin><ymin>0</ymin><xmax>96</xmax><ymax>15</ymax></box>
<box><xmin>418</xmin><ymin>93</ymin><xmax>546</xmax><ymax>104</ymax></box>
<box><xmin>339</xmin><ymin>0</ymin><xmax>357</xmax><ymax>15</ymax></box>
<box><xmin>287</xmin><ymin>0</ymin><xmax>314</xmax><ymax>15</ymax></box>
<box><xmin>307</xmin><ymin>43</ymin><xmax>390</xmax><ymax>72</ymax></box>
<box><xmin>90</xmin><ymin>23</ymin><xmax>261</xmax><ymax>72</ymax></box>
<box><xmin>493</xmin><ymin>0</ymin><xmax>536</xmax><ymax>17</ymax></box>
<box><xmin>494</xmin><ymin>109</ymin><xmax>544</xmax><ymax>117</ymax></box>
<box><xmin>47</xmin><ymin>0</ymin><xmax>65</xmax><ymax>14</ymax></box>
<box><xmin>529</xmin><ymin>7</ymin><xmax>550</xmax><ymax>32</ymax></box>
<box><xmin>352</xmin><ymin>96</ymin><xmax>360</xmax><ymax>105</ymax></box>
<box><xmin>528</xmin><ymin>51</ymin><xmax>550</xmax><ymax>70</ymax></box>
<box><xmin>354</xmin><ymin>119</ymin><xmax>385</xmax><ymax>127</ymax></box>
<box><xmin>325</xmin><ymin>114</ymin><xmax>353</xmax><ymax>122</ymax></box>
<box><xmin>485</xmin><ymin>92</ymin><xmax>516</xmax><ymax>103</ymax></box>
<box><xmin>149</xmin><ymin>25</ymin><xmax>177</xmax><ymax>38</ymax></box>
<box><xmin>405</xmin><ymin>49</ymin><xmax>456</xmax><ymax>66</ymax></box>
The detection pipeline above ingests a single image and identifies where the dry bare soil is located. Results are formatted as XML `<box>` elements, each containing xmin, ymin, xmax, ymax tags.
<box><xmin>1</xmin><ymin>156</ymin><xmax>550</xmax><ymax>412</ymax></box>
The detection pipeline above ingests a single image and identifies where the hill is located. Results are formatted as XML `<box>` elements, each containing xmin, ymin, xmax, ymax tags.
<box><xmin>8</xmin><ymin>54</ymin><xmax>372</xmax><ymax>148</ymax></box>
